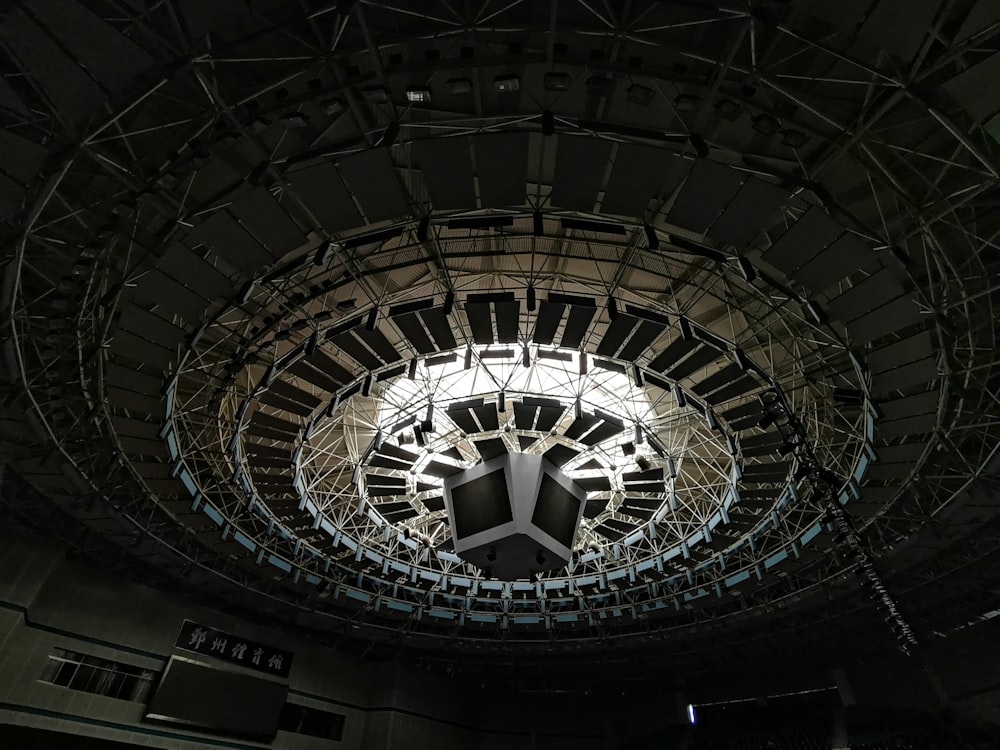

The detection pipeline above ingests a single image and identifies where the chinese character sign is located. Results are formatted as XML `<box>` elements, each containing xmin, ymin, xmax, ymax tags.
<box><xmin>175</xmin><ymin>620</ymin><xmax>293</xmax><ymax>678</ymax></box>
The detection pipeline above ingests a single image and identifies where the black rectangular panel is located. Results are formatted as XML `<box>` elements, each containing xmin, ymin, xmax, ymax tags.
<box><xmin>550</xmin><ymin>136</ymin><xmax>613</xmax><ymax>211</ymax></box>
<box><xmin>395</xmin><ymin>312</ymin><xmax>436</xmax><ymax>354</ymax></box>
<box><xmin>355</xmin><ymin>326</ymin><xmax>402</xmax><ymax>364</ymax></box>
<box><xmin>230</xmin><ymin>187</ymin><xmax>306</xmax><ymax>257</ymax></box>
<box><xmin>495</xmin><ymin>300</ymin><xmax>520</xmax><ymax>344</ymax></box>
<box><xmin>475</xmin><ymin>132</ymin><xmax>529</xmax><ymax>207</ymax></box>
<box><xmin>791</xmin><ymin>232</ymin><xmax>875</xmax><ymax>293</ymax></box>
<box><xmin>466</xmin><ymin>301</ymin><xmax>494</xmax><ymax>345</ymax></box>
<box><xmin>560</xmin><ymin>305</ymin><xmax>597</xmax><ymax>348</ymax></box>
<box><xmin>564</xmin><ymin>414</ymin><xmax>600</xmax><ymax>440</ymax></box>
<box><xmin>514</xmin><ymin>403</ymin><xmax>536</xmax><ymax>430</ymax></box>
<box><xmin>451</xmin><ymin>469</ymin><xmax>513</xmax><ymax>538</ymax></box>
<box><xmin>146</xmin><ymin>656</ymin><xmax>287</xmax><ymax>740</ymax></box>
<box><xmin>710</xmin><ymin>178</ymin><xmax>789</xmax><ymax>248</ymax></box>
<box><xmin>532</xmin><ymin>474</ymin><xmax>581</xmax><ymax>547</ymax></box>
<box><xmin>596</xmin><ymin>315</ymin><xmax>639</xmax><ymax>357</ymax></box>
<box><xmin>544</xmin><ymin>444</ymin><xmax>579</xmax><ymax>467</ymax></box>
<box><xmin>415</xmin><ymin>137</ymin><xmax>476</xmax><ymax>210</ymax></box>
<box><xmin>648</xmin><ymin>337</ymin><xmax>699</xmax><ymax>372</ymax></box>
<box><xmin>601</xmin><ymin>144</ymin><xmax>674</xmax><ymax>217</ymax></box>
<box><xmin>535</xmin><ymin>406</ymin><xmax>564</xmax><ymax>432</ymax></box>
<box><xmin>337</xmin><ymin>148</ymin><xmax>409</xmax><ymax>223</ymax></box>
<box><xmin>667</xmin><ymin>160</ymin><xmax>744</xmax><ymax>233</ymax></box>
<box><xmin>192</xmin><ymin>210</ymin><xmax>275</xmax><ymax>270</ymax></box>
<box><xmin>288</xmin><ymin>161</ymin><xmax>362</xmax><ymax>232</ymax></box>
<box><xmin>533</xmin><ymin>300</ymin><xmax>565</xmax><ymax>345</ymax></box>
<box><xmin>473</xmin><ymin>404</ymin><xmax>499</xmax><ymax>431</ymax></box>
<box><xmin>692</xmin><ymin>362</ymin><xmax>745</xmax><ymax>396</ymax></box>
<box><xmin>329</xmin><ymin>332</ymin><xmax>381</xmax><ymax>369</ymax></box>
<box><xmin>419</xmin><ymin>307</ymin><xmax>457</xmax><ymax>350</ymax></box>
<box><xmin>581</xmin><ymin>420</ymin><xmax>625</xmax><ymax>446</ymax></box>
<box><xmin>705</xmin><ymin>375</ymin><xmax>758</xmax><ymax>405</ymax></box>
<box><xmin>618</xmin><ymin>320</ymin><xmax>666</xmax><ymax>361</ymax></box>
<box><xmin>475</xmin><ymin>437</ymin><xmax>508</xmax><ymax>461</ymax></box>
<box><xmin>448</xmin><ymin>408</ymin><xmax>479</xmax><ymax>434</ymax></box>
<box><xmin>665</xmin><ymin>345</ymin><xmax>721</xmax><ymax>381</ymax></box>
<box><xmin>763</xmin><ymin>205</ymin><xmax>842</xmax><ymax>274</ymax></box>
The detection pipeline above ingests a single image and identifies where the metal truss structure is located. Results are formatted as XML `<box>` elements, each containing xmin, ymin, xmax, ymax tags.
<box><xmin>1</xmin><ymin>0</ymin><xmax>999</xmax><ymax>684</ymax></box>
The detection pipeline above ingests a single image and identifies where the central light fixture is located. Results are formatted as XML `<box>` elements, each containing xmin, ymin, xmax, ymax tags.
<box><xmin>444</xmin><ymin>453</ymin><xmax>586</xmax><ymax>580</ymax></box>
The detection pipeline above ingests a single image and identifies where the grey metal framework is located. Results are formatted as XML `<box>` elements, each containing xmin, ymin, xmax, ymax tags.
<box><xmin>0</xmin><ymin>0</ymin><xmax>998</xmax><ymax>683</ymax></box>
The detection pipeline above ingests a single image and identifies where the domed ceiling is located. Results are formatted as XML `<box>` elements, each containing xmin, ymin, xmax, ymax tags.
<box><xmin>1</xmin><ymin>0</ymin><xmax>999</xmax><ymax>682</ymax></box>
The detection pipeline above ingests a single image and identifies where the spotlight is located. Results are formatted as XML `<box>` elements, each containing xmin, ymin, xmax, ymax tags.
<box><xmin>527</xmin><ymin>285</ymin><xmax>536</xmax><ymax>311</ymax></box>
<box><xmin>336</xmin><ymin>298</ymin><xmax>357</xmax><ymax>312</ymax></box>
<box><xmin>377</xmin><ymin>121</ymin><xmax>399</xmax><ymax>146</ymax></box>
<box><xmin>305</xmin><ymin>330</ymin><xmax>319</xmax><ymax>356</ymax></box>
<box><xmin>533</xmin><ymin>211</ymin><xmax>544</xmax><ymax>235</ymax></box>
<box><xmin>544</xmin><ymin>72</ymin><xmax>571</xmax><ymax>91</ymax></box>
<box><xmin>626</xmin><ymin>84</ymin><xmax>654</xmax><ymax>106</ymax></box>
<box><xmin>522</xmin><ymin>345</ymin><xmax>531</xmax><ymax>368</ymax></box>
<box><xmin>636</xmin><ymin>456</ymin><xmax>650</xmax><ymax>471</ymax></box>
<box><xmin>447</xmin><ymin>77</ymin><xmax>473</xmax><ymax>95</ymax></box>
<box><xmin>494</xmin><ymin>74</ymin><xmax>520</xmax><ymax>92</ymax></box>
<box><xmin>535</xmin><ymin>551</ymin><xmax>546</xmax><ymax>566</ymax></box>
<box><xmin>486</xmin><ymin>547</ymin><xmax>497</xmax><ymax>563</ymax></box>
<box><xmin>622</xmin><ymin>442</ymin><xmax>636</xmax><ymax>456</ymax></box>
<box><xmin>405</xmin><ymin>86</ymin><xmax>432</xmax><ymax>103</ymax></box>
<box><xmin>443</xmin><ymin>290</ymin><xmax>455</xmax><ymax>316</ymax></box>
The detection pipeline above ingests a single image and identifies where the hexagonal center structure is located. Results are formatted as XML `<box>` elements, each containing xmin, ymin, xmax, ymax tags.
<box><xmin>443</xmin><ymin>453</ymin><xmax>586</xmax><ymax>580</ymax></box>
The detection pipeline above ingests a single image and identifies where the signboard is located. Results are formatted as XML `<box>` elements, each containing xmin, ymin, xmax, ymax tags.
<box><xmin>174</xmin><ymin>620</ymin><xmax>293</xmax><ymax>679</ymax></box>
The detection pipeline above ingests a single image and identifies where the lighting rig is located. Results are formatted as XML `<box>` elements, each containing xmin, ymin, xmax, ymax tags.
<box><xmin>757</xmin><ymin>390</ymin><xmax>919</xmax><ymax>654</ymax></box>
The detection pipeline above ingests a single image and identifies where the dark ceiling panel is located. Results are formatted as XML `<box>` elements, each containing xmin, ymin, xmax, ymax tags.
<box><xmin>514</xmin><ymin>403</ymin><xmax>536</xmax><ymax>430</ymax></box>
<box><xmin>790</xmin><ymin>233</ymin><xmax>877</xmax><ymax>294</ymax></box>
<box><xmin>943</xmin><ymin>50</ymin><xmax>1000</xmax><ymax>121</ymax></box>
<box><xmin>133</xmin><ymin>270</ymin><xmax>211</xmax><ymax>322</ymax></box>
<box><xmin>355</xmin><ymin>327</ymin><xmax>402</xmax><ymax>364</ymax></box>
<box><xmin>0</xmin><ymin>9</ymin><xmax>103</xmax><ymax>123</ymax></box>
<box><xmin>230</xmin><ymin>187</ymin><xmax>306</xmax><ymax>258</ymax></box>
<box><xmin>596</xmin><ymin>315</ymin><xmax>639</xmax><ymax>357</ymax></box>
<box><xmin>495</xmin><ymin>300</ymin><xmax>520</xmax><ymax>344</ymax></box>
<box><xmin>846</xmin><ymin>297</ymin><xmax>921</xmax><ymax>345</ymax></box>
<box><xmin>466</xmin><ymin>302</ymin><xmax>494</xmax><ymax>345</ymax></box>
<box><xmin>868</xmin><ymin>331</ymin><xmax>934</xmax><ymax>375</ymax></box>
<box><xmin>704</xmin><ymin>375</ymin><xmax>759</xmax><ymax>405</ymax></box>
<box><xmin>827</xmin><ymin>270</ymin><xmax>904</xmax><ymax>322</ymax></box>
<box><xmin>338</xmin><ymin>148</ymin><xmax>409</xmax><ymax>223</ymax></box>
<box><xmin>329</xmin><ymin>332</ymin><xmax>381</xmax><ymax>370</ymax></box>
<box><xmin>550</xmin><ymin>136</ymin><xmax>613</xmax><ymax>211</ymax></box>
<box><xmin>544</xmin><ymin>444</ymin><xmax>579</xmax><ymax>467</ymax></box>
<box><xmin>762</xmin><ymin>206</ymin><xmax>843</xmax><ymax>275</ymax></box>
<box><xmin>190</xmin><ymin>211</ymin><xmax>274</xmax><ymax>270</ymax></box>
<box><xmin>394</xmin><ymin>312</ymin><xmax>436</xmax><ymax>354</ymax></box>
<box><xmin>473</xmin><ymin>404</ymin><xmax>499</xmax><ymax>431</ymax></box>
<box><xmin>475</xmin><ymin>437</ymin><xmax>508</xmax><ymax>461</ymax></box>
<box><xmin>157</xmin><ymin>243</ymin><xmax>235</xmax><ymax>301</ymax></box>
<box><xmin>600</xmin><ymin>144</ymin><xmax>675</xmax><ymax>217</ymax></box>
<box><xmin>288</xmin><ymin>161</ymin><xmax>362</xmax><ymax>232</ymax></box>
<box><xmin>533</xmin><ymin>301</ymin><xmax>565</xmax><ymax>345</ymax></box>
<box><xmin>26</xmin><ymin>0</ymin><xmax>155</xmax><ymax>92</ymax></box>
<box><xmin>667</xmin><ymin>160</ymin><xmax>744</xmax><ymax>234</ymax></box>
<box><xmin>419</xmin><ymin>307</ymin><xmax>457</xmax><ymax>350</ymax></box>
<box><xmin>710</xmin><ymin>178</ymin><xmax>789</xmax><ymax>248</ymax></box>
<box><xmin>560</xmin><ymin>305</ymin><xmax>597</xmax><ymax>348</ymax></box>
<box><xmin>860</xmin><ymin>0</ymin><xmax>942</xmax><ymax>63</ymax></box>
<box><xmin>648</xmin><ymin>337</ymin><xmax>699</xmax><ymax>372</ymax></box>
<box><xmin>618</xmin><ymin>320</ymin><xmax>667</xmax><ymax>362</ymax></box>
<box><xmin>535</xmin><ymin>406</ymin><xmax>564</xmax><ymax>433</ymax></box>
<box><xmin>415</xmin><ymin>137</ymin><xmax>475</xmax><ymax>210</ymax></box>
<box><xmin>475</xmin><ymin>133</ymin><xmax>528</xmax><ymax>207</ymax></box>
<box><xmin>665</xmin><ymin>344</ymin><xmax>721</xmax><ymax>381</ymax></box>
<box><xmin>0</xmin><ymin>128</ymin><xmax>48</xmax><ymax>185</ymax></box>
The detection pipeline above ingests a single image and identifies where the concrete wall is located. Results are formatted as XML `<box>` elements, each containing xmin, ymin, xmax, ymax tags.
<box><xmin>0</xmin><ymin>526</ymin><xmax>663</xmax><ymax>749</ymax></box>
